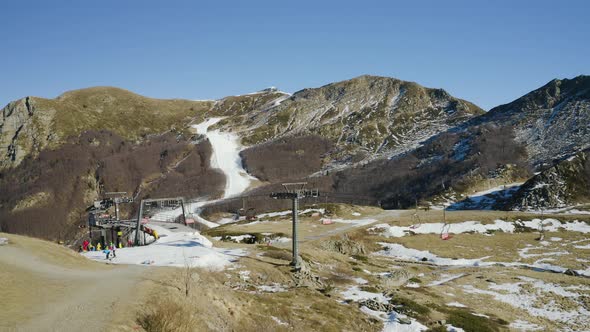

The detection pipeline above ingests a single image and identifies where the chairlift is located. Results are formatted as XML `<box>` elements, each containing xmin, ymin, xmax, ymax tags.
<box><xmin>440</xmin><ymin>223</ymin><xmax>452</xmax><ymax>240</ymax></box>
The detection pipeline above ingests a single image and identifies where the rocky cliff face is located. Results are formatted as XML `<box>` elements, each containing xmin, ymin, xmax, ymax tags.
<box><xmin>507</xmin><ymin>150</ymin><xmax>590</xmax><ymax>210</ymax></box>
<box><xmin>0</xmin><ymin>97</ymin><xmax>56</xmax><ymax>169</ymax></box>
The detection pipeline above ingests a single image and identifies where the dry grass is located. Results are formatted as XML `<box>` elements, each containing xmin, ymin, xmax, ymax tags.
<box><xmin>380</xmin><ymin>209</ymin><xmax>590</xmax><ymax>226</ymax></box>
<box><xmin>32</xmin><ymin>87</ymin><xmax>213</xmax><ymax>144</ymax></box>
<box><xmin>0</xmin><ymin>262</ymin><xmax>70</xmax><ymax>328</ymax></box>
<box><xmin>138</xmin><ymin>296</ymin><xmax>200</xmax><ymax>332</ymax></box>
<box><xmin>0</xmin><ymin>232</ymin><xmax>106</xmax><ymax>270</ymax></box>
<box><xmin>138</xmin><ymin>251</ymin><xmax>376</xmax><ymax>332</ymax></box>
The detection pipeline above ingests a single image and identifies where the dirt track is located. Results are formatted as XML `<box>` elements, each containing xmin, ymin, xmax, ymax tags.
<box><xmin>0</xmin><ymin>240</ymin><xmax>154</xmax><ymax>332</ymax></box>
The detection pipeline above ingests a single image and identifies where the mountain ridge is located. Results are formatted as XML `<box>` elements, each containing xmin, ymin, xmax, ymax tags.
<box><xmin>1</xmin><ymin>74</ymin><xmax>589</xmax><ymax>240</ymax></box>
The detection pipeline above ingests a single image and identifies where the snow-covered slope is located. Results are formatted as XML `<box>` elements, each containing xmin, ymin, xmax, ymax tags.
<box><xmin>193</xmin><ymin>117</ymin><xmax>257</xmax><ymax>198</ymax></box>
<box><xmin>82</xmin><ymin>224</ymin><xmax>245</xmax><ymax>269</ymax></box>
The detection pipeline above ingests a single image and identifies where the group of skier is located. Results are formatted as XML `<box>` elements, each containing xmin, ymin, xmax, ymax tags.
<box><xmin>80</xmin><ymin>239</ymin><xmax>128</xmax><ymax>260</ymax></box>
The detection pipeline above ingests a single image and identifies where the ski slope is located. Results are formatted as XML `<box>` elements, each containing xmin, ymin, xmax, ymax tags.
<box><xmin>82</xmin><ymin>224</ymin><xmax>245</xmax><ymax>269</ymax></box>
<box><xmin>192</xmin><ymin>117</ymin><xmax>257</xmax><ymax>198</ymax></box>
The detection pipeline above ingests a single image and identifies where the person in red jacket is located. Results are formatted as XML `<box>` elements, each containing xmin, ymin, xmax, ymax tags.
<box><xmin>82</xmin><ymin>240</ymin><xmax>89</xmax><ymax>251</ymax></box>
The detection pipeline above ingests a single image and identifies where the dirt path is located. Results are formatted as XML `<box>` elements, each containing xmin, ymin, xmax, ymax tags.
<box><xmin>0</xmin><ymin>244</ymin><xmax>153</xmax><ymax>332</ymax></box>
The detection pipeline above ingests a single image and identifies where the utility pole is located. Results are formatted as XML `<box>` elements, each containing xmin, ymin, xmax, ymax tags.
<box><xmin>270</xmin><ymin>182</ymin><xmax>319</xmax><ymax>270</ymax></box>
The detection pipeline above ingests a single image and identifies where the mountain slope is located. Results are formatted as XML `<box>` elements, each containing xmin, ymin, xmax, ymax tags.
<box><xmin>235</xmin><ymin>75</ymin><xmax>484</xmax><ymax>166</ymax></box>
<box><xmin>234</xmin><ymin>76</ymin><xmax>590</xmax><ymax>212</ymax></box>
<box><xmin>473</xmin><ymin>75</ymin><xmax>590</xmax><ymax>167</ymax></box>
<box><xmin>3</xmin><ymin>75</ymin><xmax>590</xmax><ymax>240</ymax></box>
<box><xmin>0</xmin><ymin>87</ymin><xmax>213</xmax><ymax>170</ymax></box>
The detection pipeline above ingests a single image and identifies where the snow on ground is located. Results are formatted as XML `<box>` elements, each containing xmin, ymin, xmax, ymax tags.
<box><xmin>517</xmin><ymin>244</ymin><xmax>569</xmax><ymax>259</ymax></box>
<box><xmin>520</xmin><ymin>219</ymin><xmax>590</xmax><ymax>233</ymax></box>
<box><xmin>462</xmin><ymin>276</ymin><xmax>590</xmax><ymax>330</ymax></box>
<box><xmin>360</xmin><ymin>306</ymin><xmax>428</xmax><ymax>332</ymax></box>
<box><xmin>257</xmin><ymin>283</ymin><xmax>288</xmax><ymax>293</ymax></box>
<box><xmin>340</xmin><ymin>285</ymin><xmax>390</xmax><ymax>304</ymax></box>
<box><xmin>239</xmin><ymin>270</ymin><xmax>251</xmax><ymax>281</ymax></box>
<box><xmin>574</xmin><ymin>244</ymin><xmax>590</xmax><ymax>249</ymax></box>
<box><xmin>225</xmin><ymin>234</ymin><xmax>255</xmax><ymax>243</ymax></box>
<box><xmin>376</xmin><ymin>243</ymin><xmax>492</xmax><ymax>267</ymax></box>
<box><xmin>564</xmin><ymin>209</ymin><xmax>590</xmax><ymax>215</ymax></box>
<box><xmin>446</xmin><ymin>302</ymin><xmax>467</xmax><ymax>308</ymax></box>
<box><xmin>192</xmin><ymin>118</ymin><xmax>257</xmax><ymax>198</ymax></box>
<box><xmin>447</xmin><ymin>183</ymin><xmax>523</xmax><ymax>210</ymax></box>
<box><xmin>370</xmin><ymin>218</ymin><xmax>590</xmax><ymax>238</ymax></box>
<box><xmin>509</xmin><ymin>320</ymin><xmax>543</xmax><ymax>331</ymax></box>
<box><xmin>216</xmin><ymin>217</ymin><xmax>238</xmax><ymax>225</ymax></box>
<box><xmin>375</xmin><ymin>242</ymin><xmax>590</xmax><ymax>276</ymax></box>
<box><xmin>82</xmin><ymin>224</ymin><xmax>245</xmax><ymax>270</ymax></box>
<box><xmin>428</xmin><ymin>274</ymin><xmax>466</xmax><ymax>286</ymax></box>
<box><xmin>330</xmin><ymin>218</ymin><xmax>377</xmax><ymax>227</ymax></box>
<box><xmin>271</xmin><ymin>316</ymin><xmax>289</xmax><ymax>326</ymax></box>
<box><xmin>445</xmin><ymin>324</ymin><xmax>465</xmax><ymax>332</ymax></box>
<box><xmin>525</xmin><ymin>206</ymin><xmax>590</xmax><ymax>215</ymax></box>
<box><xmin>352</xmin><ymin>277</ymin><xmax>369</xmax><ymax>284</ymax></box>
<box><xmin>257</xmin><ymin>208</ymin><xmax>325</xmax><ymax>218</ymax></box>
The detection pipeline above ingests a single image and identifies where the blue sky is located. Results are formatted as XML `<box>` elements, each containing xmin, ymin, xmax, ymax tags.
<box><xmin>1</xmin><ymin>0</ymin><xmax>588</xmax><ymax>110</ymax></box>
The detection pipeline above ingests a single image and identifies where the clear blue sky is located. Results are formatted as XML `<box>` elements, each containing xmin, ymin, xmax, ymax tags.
<box><xmin>1</xmin><ymin>0</ymin><xmax>588</xmax><ymax>110</ymax></box>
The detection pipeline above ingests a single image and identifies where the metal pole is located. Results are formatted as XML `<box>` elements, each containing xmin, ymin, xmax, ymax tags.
<box><xmin>292</xmin><ymin>197</ymin><xmax>300</xmax><ymax>269</ymax></box>
<box><xmin>181</xmin><ymin>198</ymin><xmax>186</xmax><ymax>225</ymax></box>
<box><xmin>115</xmin><ymin>200</ymin><xmax>120</xmax><ymax>221</ymax></box>
<box><xmin>135</xmin><ymin>200</ymin><xmax>144</xmax><ymax>245</ymax></box>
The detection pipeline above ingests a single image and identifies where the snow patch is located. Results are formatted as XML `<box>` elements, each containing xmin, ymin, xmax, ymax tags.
<box><xmin>370</xmin><ymin>219</ymin><xmax>590</xmax><ymax>238</ymax></box>
<box><xmin>359</xmin><ymin>306</ymin><xmax>428</xmax><ymax>332</ymax></box>
<box><xmin>446</xmin><ymin>302</ymin><xmax>467</xmax><ymax>308</ymax></box>
<box><xmin>341</xmin><ymin>285</ymin><xmax>390</xmax><ymax>304</ymax></box>
<box><xmin>509</xmin><ymin>320</ymin><xmax>543</xmax><ymax>331</ymax></box>
<box><xmin>428</xmin><ymin>274</ymin><xmax>466</xmax><ymax>286</ymax></box>
<box><xmin>375</xmin><ymin>243</ymin><xmax>492</xmax><ymax>267</ymax></box>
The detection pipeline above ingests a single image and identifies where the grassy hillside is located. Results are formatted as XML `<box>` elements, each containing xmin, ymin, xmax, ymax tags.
<box><xmin>44</xmin><ymin>86</ymin><xmax>213</xmax><ymax>143</ymax></box>
<box><xmin>0</xmin><ymin>87</ymin><xmax>213</xmax><ymax>170</ymax></box>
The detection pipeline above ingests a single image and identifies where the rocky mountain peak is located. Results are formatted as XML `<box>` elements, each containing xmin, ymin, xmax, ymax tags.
<box><xmin>234</xmin><ymin>75</ymin><xmax>484</xmax><ymax>168</ymax></box>
<box><xmin>475</xmin><ymin>76</ymin><xmax>590</xmax><ymax>167</ymax></box>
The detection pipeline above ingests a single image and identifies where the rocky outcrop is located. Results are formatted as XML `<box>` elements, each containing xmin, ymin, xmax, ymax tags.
<box><xmin>507</xmin><ymin>150</ymin><xmax>590</xmax><ymax>209</ymax></box>
<box><xmin>0</xmin><ymin>97</ymin><xmax>56</xmax><ymax>170</ymax></box>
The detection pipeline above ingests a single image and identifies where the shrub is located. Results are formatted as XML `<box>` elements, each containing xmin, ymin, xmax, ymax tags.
<box><xmin>138</xmin><ymin>297</ymin><xmax>198</xmax><ymax>332</ymax></box>
<box><xmin>447</xmin><ymin>309</ymin><xmax>498</xmax><ymax>332</ymax></box>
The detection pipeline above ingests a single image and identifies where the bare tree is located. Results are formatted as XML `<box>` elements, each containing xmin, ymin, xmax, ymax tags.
<box><xmin>182</xmin><ymin>249</ymin><xmax>198</xmax><ymax>297</ymax></box>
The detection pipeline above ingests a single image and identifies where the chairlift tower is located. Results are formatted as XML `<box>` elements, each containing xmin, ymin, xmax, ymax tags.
<box><xmin>270</xmin><ymin>182</ymin><xmax>319</xmax><ymax>270</ymax></box>
<box><xmin>104</xmin><ymin>192</ymin><xmax>133</xmax><ymax>221</ymax></box>
<box><xmin>135</xmin><ymin>197</ymin><xmax>186</xmax><ymax>245</ymax></box>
